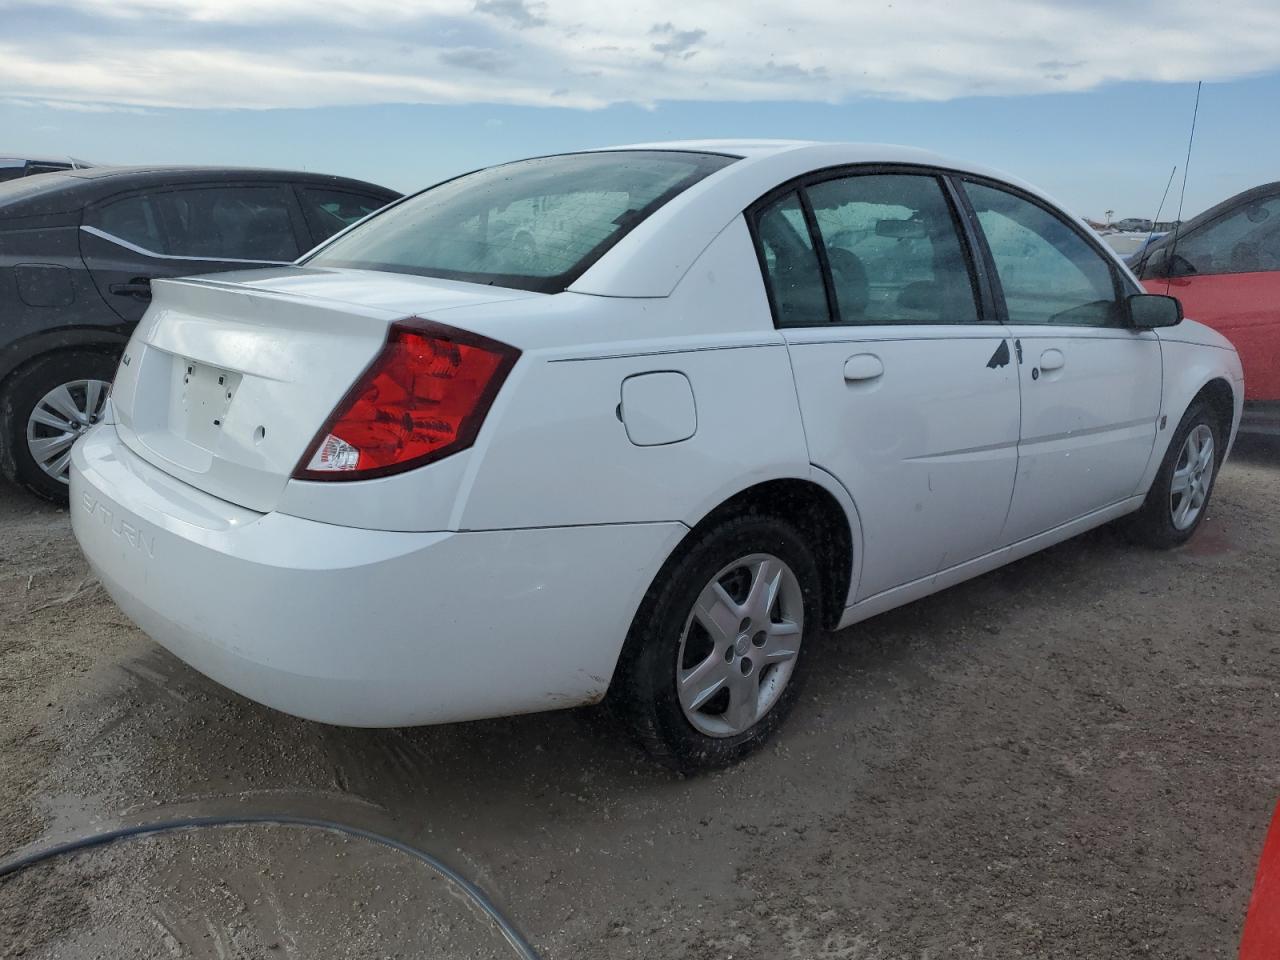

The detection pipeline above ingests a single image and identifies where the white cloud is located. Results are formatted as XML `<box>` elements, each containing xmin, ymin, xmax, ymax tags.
<box><xmin>3</xmin><ymin>0</ymin><xmax>1279</xmax><ymax>111</ymax></box>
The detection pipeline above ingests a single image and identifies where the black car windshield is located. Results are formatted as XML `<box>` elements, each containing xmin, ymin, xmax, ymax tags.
<box><xmin>304</xmin><ymin>150</ymin><xmax>736</xmax><ymax>292</ymax></box>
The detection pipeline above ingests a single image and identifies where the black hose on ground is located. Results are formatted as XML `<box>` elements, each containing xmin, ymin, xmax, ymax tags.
<box><xmin>0</xmin><ymin>813</ymin><xmax>541</xmax><ymax>960</ymax></box>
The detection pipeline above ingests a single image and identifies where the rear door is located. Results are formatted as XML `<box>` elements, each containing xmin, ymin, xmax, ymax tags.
<box><xmin>960</xmin><ymin>179</ymin><xmax>1162</xmax><ymax>544</ymax></box>
<box><xmin>1141</xmin><ymin>192</ymin><xmax>1280</xmax><ymax>401</ymax></box>
<box><xmin>752</xmin><ymin>170</ymin><xmax>1021</xmax><ymax>601</ymax></box>
<box><xmin>80</xmin><ymin>182</ymin><xmax>310</xmax><ymax>324</ymax></box>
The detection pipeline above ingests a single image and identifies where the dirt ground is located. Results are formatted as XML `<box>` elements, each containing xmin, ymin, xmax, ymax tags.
<box><xmin>1</xmin><ymin>436</ymin><xmax>1278</xmax><ymax>960</ymax></box>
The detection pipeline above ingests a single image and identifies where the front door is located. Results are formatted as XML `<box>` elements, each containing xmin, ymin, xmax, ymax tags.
<box><xmin>752</xmin><ymin>171</ymin><xmax>1020</xmax><ymax>602</ymax></box>
<box><xmin>961</xmin><ymin>180</ymin><xmax>1162</xmax><ymax>544</ymax></box>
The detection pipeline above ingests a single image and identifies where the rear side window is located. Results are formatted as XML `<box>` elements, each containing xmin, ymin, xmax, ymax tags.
<box><xmin>806</xmin><ymin>174</ymin><xmax>979</xmax><ymax>325</ymax></box>
<box><xmin>91</xmin><ymin>186</ymin><xmax>301</xmax><ymax>262</ymax></box>
<box><xmin>95</xmin><ymin>195</ymin><xmax>166</xmax><ymax>252</ymax></box>
<box><xmin>754</xmin><ymin>191</ymin><xmax>830</xmax><ymax>326</ymax></box>
<box><xmin>306</xmin><ymin>151</ymin><xmax>735</xmax><ymax>293</ymax></box>
<box><xmin>299</xmin><ymin>187</ymin><xmax>391</xmax><ymax>244</ymax></box>
<box><xmin>965</xmin><ymin>181</ymin><xmax>1122</xmax><ymax>327</ymax></box>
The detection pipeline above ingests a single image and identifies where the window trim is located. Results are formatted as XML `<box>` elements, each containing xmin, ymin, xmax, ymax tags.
<box><xmin>745</xmin><ymin>162</ymin><xmax>997</xmax><ymax>329</ymax></box>
<box><xmin>955</xmin><ymin>174</ymin><xmax>1140</xmax><ymax>330</ymax></box>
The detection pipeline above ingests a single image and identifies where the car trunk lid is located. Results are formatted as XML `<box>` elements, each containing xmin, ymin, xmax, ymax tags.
<box><xmin>109</xmin><ymin>267</ymin><xmax>537</xmax><ymax>512</ymax></box>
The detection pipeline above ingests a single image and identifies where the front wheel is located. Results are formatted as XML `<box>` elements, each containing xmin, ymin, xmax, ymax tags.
<box><xmin>1122</xmin><ymin>400</ymin><xmax>1222</xmax><ymax>549</ymax></box>
<box><xmin>609</xmin><ymin>515</ymin><xmax>823</xmax><ymax>772</ymax></box>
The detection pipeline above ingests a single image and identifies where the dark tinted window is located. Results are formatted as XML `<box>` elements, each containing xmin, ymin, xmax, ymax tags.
<box><xmin>306</xmin><ymin>151</ymin><xmax>734</xmax><ymax>292</ymax></box>
<box><xmin>807</xmin><ymin>174</ymin><xmax>979</xmax><ymax>325</ymax></box>
<box><xmin>26</xmin><ymin>163</ymin><xmax>72</xmax><ymax>176</ymax></box>
<box><xmin>300</xmin><ymin>187</ymin><xmax>390</xmax><ymax>244</ymax></box>
<box><xmin>95</xmin><ymin>195</ymin><xmax>166</xmax><ymax>251</ymax></box>
<box><xmin>1151</xmin><ymin>195</ymin><xmax>1280</xmax><ymax>276</ymax></box>
<box><xmin>92</xmin><ymin>186</ymin><xmax>300</xmax><ymax>262</ymax></box>
<box><xmin>753</xmin><ymin>191</ymin><xmax>829</xmax><ymax>326</ymax></box>
<box><xmin>966</xmin><ymin>182</ymin><xmax>1122</xmax><ymax>327</ymax></box>
<box><xmin>0</xmin><ymin>168</ymin><xmax>27</xmax><ymax>184</ymax></box>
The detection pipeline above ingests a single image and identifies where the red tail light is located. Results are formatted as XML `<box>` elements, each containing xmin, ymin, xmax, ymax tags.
<box><xmin>294</xmin><ymin>318</ymin><xmax>519</xmax><ymax>481</ymax></box>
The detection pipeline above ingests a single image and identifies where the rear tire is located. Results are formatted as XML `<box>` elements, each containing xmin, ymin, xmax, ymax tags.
<box><xmin>0</xmin><ymin>351</ymin><xmax>117</xmax><ymax>503</ymax></box>
<box><xmin>608</xmin><ymin>514</ymin><xmax>823</xmax><ymax>773</ymax></box>
<box><xmin>1122</xmin><ymin>400</ymin><xmax>1221</xmax><ymax>549</ymax></box>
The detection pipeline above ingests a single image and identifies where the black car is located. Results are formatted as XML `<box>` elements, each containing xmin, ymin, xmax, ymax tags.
<box><xmin>0</xmin><ymin>166</ymin><xmax>400</xmax><ymax>500</ymax></box>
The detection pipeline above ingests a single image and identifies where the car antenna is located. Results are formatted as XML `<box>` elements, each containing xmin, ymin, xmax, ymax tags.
<box><xmin>1164</xmin><ymin>80</ymin><xmax>1202</xmax><ymax>295</ymax></box>
<box><xmin>1142</xmin><ymin>164</ymin><xmax>1177</xmax><ymax>259</ymax></box>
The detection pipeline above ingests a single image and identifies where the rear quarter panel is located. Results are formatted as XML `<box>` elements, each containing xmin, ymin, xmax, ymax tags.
<box><xmin>0</xmin><ymin>213</ymin><xmax>128</xmax><ymax>383</ymax></box>
<box><xmin>459</xmin><ymin>218</ymin><xmax>811</xmax><ymax>530</ymax></box>
<box><xmin>279</xmin><ymin>217</ymin><xmax>816</xmax><ymax>534</ymax></box>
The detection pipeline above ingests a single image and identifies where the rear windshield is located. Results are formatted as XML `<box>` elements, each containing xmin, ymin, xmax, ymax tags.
<box><xmin>304</xmin><ymin>150</ymin><xmax>736</xmax><ymax>293</ymax></box>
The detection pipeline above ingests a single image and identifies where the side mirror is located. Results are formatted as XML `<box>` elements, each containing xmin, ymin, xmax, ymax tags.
<box><xmin>1128</xmin><ymin>293</ymin><xmax>1183</xmax><ymax>329</ymax></box>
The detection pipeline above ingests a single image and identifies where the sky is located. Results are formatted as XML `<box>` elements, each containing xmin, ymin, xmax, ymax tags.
<box><xmin>4</xmin><ymin>0</ymin><xmax>1280</xmax><ymax>220</ymax></box>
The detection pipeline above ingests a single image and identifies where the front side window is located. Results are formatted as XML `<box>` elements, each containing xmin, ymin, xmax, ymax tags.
<box><xmin>306</xmin><ymin>151</ymin><xmax>734</xmax><ymax>293</ymax></box>
<box><xmin>753</xmin><ymin>191</ymin><xmax>830</xmax><ymax>326</ymax></box>
<box><xmin>965</xmin><ymin>181</ymin><xmax>1122</xmax><ymax>327</ymax></box>
<box><xmin>1149</xmin><ymin>195</ymin><xmax>1280</xmax><ymax>277</ymax></box>
<box><xmin>92</xmin><ymin>186</ymin><xmax>301</xmax><ymax>262</ymax></box>
<box><xmin>807</xmin><ymin>174</ymin><xmax>979</xmax><ymax>325</ymax></box>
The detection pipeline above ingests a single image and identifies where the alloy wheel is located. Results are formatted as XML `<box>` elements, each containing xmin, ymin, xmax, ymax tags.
<box><xmin>676</xmin><ymin>553</ymin><xmax>804</xmax><ymax>738</ymax></box>
<box><xmin>25</xmin><ymin>379</ymin><xmax>111</xmax><ymax>485</ymax></box>
<box><xmin>1170</xmin><ymin>423</ymin><xmax>1215</xmax><ymax>531</ymax></box>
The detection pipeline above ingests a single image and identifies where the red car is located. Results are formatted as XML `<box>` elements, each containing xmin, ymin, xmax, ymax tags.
<box><xmin>1135</xmin><ymin>182</ymin><xmax>1280</xmax><ymax>424</ymax></box>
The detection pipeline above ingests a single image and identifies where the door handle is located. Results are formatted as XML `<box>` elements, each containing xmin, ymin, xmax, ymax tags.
<box><xmin>109</xmin><ymin>278</ymin><xmax>152</xmax><ymax>300</ymax></box>
<box><xmin>1038</xmin><ymin>348</ymin><xmax>1065</xmax><ymax>372</ymax></box>
<box><xmin>843</xmin><ymin>353</ymin><xmax>884</xmax><ymax>382</ymax></box>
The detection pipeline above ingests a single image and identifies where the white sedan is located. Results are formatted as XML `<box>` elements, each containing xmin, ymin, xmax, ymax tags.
<box><xmin>71</xmin><ymin>141</ymin><xmax>1243</xmax><ymax>771</ymax></box>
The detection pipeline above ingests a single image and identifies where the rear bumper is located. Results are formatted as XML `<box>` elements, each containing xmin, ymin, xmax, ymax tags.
<box><xmin>70</xmin><ymin>425</ymin><xmax>685</xmax><ymax>726</ymax></box>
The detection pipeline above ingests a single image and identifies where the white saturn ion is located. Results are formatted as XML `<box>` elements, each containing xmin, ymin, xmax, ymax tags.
<box><xmin>71</xmin><ymin>142</ymin><xmax>1243</xmax><ymax>770</ymax></box>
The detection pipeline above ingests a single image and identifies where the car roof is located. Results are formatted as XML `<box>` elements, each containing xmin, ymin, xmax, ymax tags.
<box><xmin>0</xmin><ymin>153</ymin><xmax>92</xmax><ymax>166</ymax></box>
<box><xmin>593</xmin><ymin>139</ymin><xmax>1026</xmax><ymax>180</ymax></box>
<box><xmin>0</xmin><ymin>165</ymin><xmax>401</xmax><ymax>219</ymax></box>
<box><xmin>60</xmin><ymin>165</ymin><xmax>395</xmax><ymax>188</ymax></box>
<box><xmin>570</xmin><ymin>140</ymin><xmax>1062</xmax><ymax>298</ymax></box>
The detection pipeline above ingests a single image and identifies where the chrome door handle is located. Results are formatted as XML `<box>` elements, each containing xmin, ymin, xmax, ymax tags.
<box><xmin>843</xmin><ymin>354</ymin><xmax>884</xmax><ymax>382</ymax></box>
<box><xmin>1038</xmin><ymin>349</ymin><xmax>1065</xmax><ymax>372</ymax></box>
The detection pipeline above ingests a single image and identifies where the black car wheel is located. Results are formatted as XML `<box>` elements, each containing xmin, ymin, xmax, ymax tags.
<box><xmin>0</xmin><ymin>351</ymin><xmax>116</xmax><ymax>502</ymax></box>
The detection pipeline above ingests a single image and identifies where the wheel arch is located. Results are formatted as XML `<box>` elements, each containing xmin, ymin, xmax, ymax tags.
<box><xmin>0</xmin><ymin>331</ymin><xmax>126</xmax><ymax>466</ymax></box>
<box><xmin>676</xmin><ymin>474</ymin><xmax>860</xmax><ymax>631</ymax></box>
<box><xmin>1138</xmin><ymin>338</ymin><xmax>1243</xmax><ymax>497</ymax></box>
<box><xmin>0</xmin><ymin>328</ymin><xmax>128</xmax><ymax>391</ymax></box>
<box><xmin>1195</xmin><ymin>377</ymin><xmax>1237</xmax><ymax>459</ymax></box>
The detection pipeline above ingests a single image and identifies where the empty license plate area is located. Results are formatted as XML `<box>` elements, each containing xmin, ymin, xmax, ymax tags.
<box><xmin>175</xmin><ymin>360</ymin><xmax>242</xmax><ymax>451</ymax></box>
